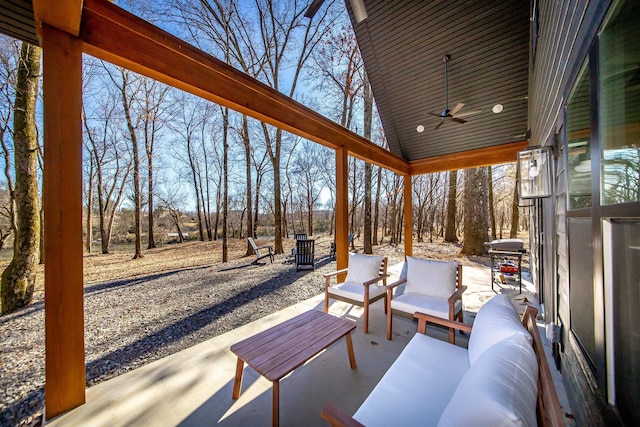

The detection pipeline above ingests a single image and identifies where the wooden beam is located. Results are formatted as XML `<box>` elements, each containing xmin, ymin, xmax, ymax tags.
<box><xmin>33</xmin><ymin>0</ymin><xmax>84</xmax><ymax>37</ymax></box>
<box><xmin>403</xmin><ymin>175</ymin><xmax>412</xmax><ymax>257</ymax></box>
<box><xmin>79</xmin><ymin>0</ymin><xmax>409</xmax><ymax>175</ymax></box>
<box><xmin>42</xmin><ymin>24</ymin><xmax>85</xmax><ymax>419</ymax></box>
<box><xmin>409</xmin><ymin>141</ymin><xmax>528</xmax><ymax>175</ymax></box>
<box><xmin>335</xmin><ymin>147</ymin><xmax>349</xmax><ymax>272</ymax></box>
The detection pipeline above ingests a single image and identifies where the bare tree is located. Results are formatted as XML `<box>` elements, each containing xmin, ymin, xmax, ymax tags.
<box><xmin>83</xmin><ymin>96</ymin><xmax>132</xmax><ymax>254</ymax></box>
<box><xmin>106</xmin><ymin>67</ymin><xmax>145</xmax><ymax>259</ymax></box>
<box><xmin>140</xmin><ymin>79</ymin><xmax>171</xmax><ymax>249</ymax></box>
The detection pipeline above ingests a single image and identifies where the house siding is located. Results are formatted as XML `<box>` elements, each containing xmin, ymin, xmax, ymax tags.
<box><xmin>529</xmin><ymin>0</ymin><xmax>615</xmax><ymax>425</ymax></box>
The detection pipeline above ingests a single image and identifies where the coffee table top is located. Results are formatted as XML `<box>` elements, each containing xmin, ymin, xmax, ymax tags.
<box><xmin>230</xmin><ymin>310</ymin><xmax>356</xmax><ymax>382</ymax></box>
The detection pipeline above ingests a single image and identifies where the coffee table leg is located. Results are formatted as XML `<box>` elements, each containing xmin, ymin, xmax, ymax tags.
<box><xmin>232</xmin><ymin>358</ymin><xmax>244</xmax><ymax>399</ymax></box>
<box><xmin>272</xmin><ymin>380</ymin><xmax>279</xmax><ymax>427</ymax></box>
<box><xmin>346</xmin><ymin>332</ymin><xmax>357</xmax><ymax>369</ymax></box>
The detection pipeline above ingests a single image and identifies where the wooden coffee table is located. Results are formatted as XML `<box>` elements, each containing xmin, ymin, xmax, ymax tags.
<box><xmin>230</xmin><ymin>310</ymin><xmax>357</xmax><ymax>426</ymax></box>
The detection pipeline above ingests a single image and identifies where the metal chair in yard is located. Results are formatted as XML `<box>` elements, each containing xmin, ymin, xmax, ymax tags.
<box><xmin>295</xmin><ymin>239</ymin><xmax>315</xmax><ymax>271</ymax></box>
<box><xmin>247</xmin><ymin>237</ymin><xmax>274</xmax><ymax>264</ymax></box>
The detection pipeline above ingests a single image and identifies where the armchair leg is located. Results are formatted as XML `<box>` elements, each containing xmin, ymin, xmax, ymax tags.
<box><xmin>324</xmin><ymin>291</ymin><xmax>329</xmax><ymax>313</ymax></box>
<box><xmin>386</xmin><ymin>309</ymin><xmax>392</xmax><ymax>340</ymax></box>
<box><xmin>383</xmin><ymin>295</ymin><xmax>388</xmax><ymax>315</ymax></box>
<box><xmin>363</xmin><ymin>301</ymin><xmax>369</xmax><ymax>334</ymax></box>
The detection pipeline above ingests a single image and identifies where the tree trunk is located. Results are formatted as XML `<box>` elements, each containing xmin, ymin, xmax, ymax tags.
<box><xmin>363</xmin><ymin>75</ymin><xmax>373</xmax><ymax>254</ymax></box>
<box><xmin>147</xmin><ymin>147</ymin><xmax>156</xmax><ymax>249</ymax></box>
<box><xmin>118</xmin><ymin>70</ymin><xmax>144</xmax><ymax>259</ymax></box>
<box><xmin>488</xmin><ymin>165</ymin><xmax>497</xmax><ymax>241</ymax></box>
<box><xmin>1</xmin><ymin>43</ymin><xmax>41</xmax><ymax>314</ymax></box>
<box><xmin>444</xmin><ymin>170</ymin><xmax>458</xmax><ymax>242</ymax></box>
<box><xmin>242</xmin><ymin>115</ymin><xmax>254</xmax><ymax>255</ymax></box>
<box><xmin>373</xmin><ymin>168</ymin><xmax>381</xmax><ymax>245</ymax></box>
<box><xmin>222</xmin><ymin>107</ymin><xmax>229</xmax><ymax>262</ymax></box>
<box><xmin>461</xmin><ymin>167</ymin><xmax>489</xmax><ymax>255</ymax></box>
<box><xmin>86</xmin><ymin>163</ymin><xmax>94</xmax><ymax>252</ymax></box>
<box><xmin>510</xmin><ymin>168</ymin><xmax>520</xmax><ymax>238</ymax></box>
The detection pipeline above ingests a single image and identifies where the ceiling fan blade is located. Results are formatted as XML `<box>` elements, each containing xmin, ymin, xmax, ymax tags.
<box><xmin>450</xmin><ymin>102</ymin><xmax>465</xmax><ymax>116</ymax></box>
<box><xmin>453</xmin><ymin>109</ymin><xmax>482</xmax><ymax>118</ymax></box>
<box><xmin>428</xmin><ymin>112</ymin><xmax>443</xmax><ymax>118</ymax></box>
<box><xmin>452</xmin><ymin>118</ymin><xmax>467</xmax><ymax>124</ymax></box>
<box><xmin>434</xmin><ymin>120</ymin><xmax>445</xmax><ymax>130</ymax></box>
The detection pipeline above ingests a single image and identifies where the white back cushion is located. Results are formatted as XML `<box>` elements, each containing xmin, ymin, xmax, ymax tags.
<box><xmin>344</xmin><ymin>253</ymin><xmax>383</xmax><ymax>285</ymax></box>
<box><xmin>405</xmin><ymin>256</ymin><xmax>457</xmax><ymax>300</ymax></box>
<box><xmin>467</xmin><ymin>294</ymin><xmax>532</xmax><ymax>365</ymax></box>
<box><xmin>437</xmin><ymin>333</ymin><xmax>539</xmax><ymax>427</ymax></box>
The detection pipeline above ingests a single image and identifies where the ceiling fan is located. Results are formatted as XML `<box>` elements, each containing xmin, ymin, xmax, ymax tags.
<box><xmin>425</xmin><ymin>55</ymin><xmax>482</xmax><ymax>131</ymax></box>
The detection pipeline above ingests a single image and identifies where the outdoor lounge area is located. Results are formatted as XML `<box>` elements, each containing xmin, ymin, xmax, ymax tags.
<box><xmin>1</xmin><ymin>0</ymin><xmax>636</xmax><ymax>425</ymax></box>
<box><xmin>45</xmin><ymin>263</ymin><xmax>570</xmax><ymax>426</ymax></box>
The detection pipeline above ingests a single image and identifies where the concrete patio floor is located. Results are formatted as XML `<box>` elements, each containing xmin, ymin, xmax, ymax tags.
<box><xmin>46</xmin><ymin>263</ymin><xmax>568</xmax><ymax>426</ymax></box>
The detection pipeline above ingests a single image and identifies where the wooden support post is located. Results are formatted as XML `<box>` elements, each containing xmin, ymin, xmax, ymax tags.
<box><xmin>403</xmin><ymin>174</ymin><xmax>413</xmax><ymax>257</ymax></box>
<box><xmin>42</xmin><ymin>24</ymin><xmax>86</xmax><ymax>420</ymax></box>
<box><xmin>335</xmin><ymin>147</ymin><xmax>349</xmax><ymax>273</ymax></box>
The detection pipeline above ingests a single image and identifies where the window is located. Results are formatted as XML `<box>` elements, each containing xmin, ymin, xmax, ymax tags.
<box><xmin>599</xmin><ymin>1</ymin><xmax>640</xmax><ymax>205</ymax></box>
<box><xmin>566</xmin><ymin>62</ymin><xmax>592</xmax><ymax>210</ymax></box>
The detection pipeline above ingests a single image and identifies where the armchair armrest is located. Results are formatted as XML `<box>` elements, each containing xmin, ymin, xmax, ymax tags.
<box><xmin>414</xmin><ymin>311</ymin><xmax>473</xmax><ymax>335</ymax></box>
<box><xmin>362</xmin><ymin>273</ymin><xmax>390</xmax><ymax>286</ymax></box>
<box><xmin>321</xmin><ymin>404</ymin><xmax>364</xmax><ymax>427</ymax></box>
<box><xmin>255</xmin><ymin>244</ymin><xmax>273</xmax><ymax>251</ymax></box>
<box><xmin>448</xmin><ymin>285</ymin><xmax>467</xmax><ymax>304</ymax></box>
<box><xmin>324</xmin><ymin>268</ymin><xmax>350</xmax><ymax>289</ymax></box>
<box><xmin>323</xmin><ymin>268</ymin><xmax>350</xmax><ymax>279</ymax></box>
<box><xmin>385</xmin><ymin>277</ymin><xmax>407</xmax><ymax>290</ymax></box>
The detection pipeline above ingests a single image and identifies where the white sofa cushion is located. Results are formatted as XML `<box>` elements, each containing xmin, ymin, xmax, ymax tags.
<box><xmin>437</xmin><ymin>333</ymin><xmax>539</xmax><ymax>427</ymax></box>
<box><xmin>354</xmin><ymin>333</ymin><xmax>470</xmax><ymax>427</ymax></box>
<box><xmin>467</xmin><ymin>294</ymin><xmax>532</xmax><ymax>365</ymax></box>
<box><xmin>328</xmin><ymin>281</ymin><xmax>386</xmax><ymax>302</ymax></box>
<box><xmin>390</xmin><ymin>292</ymin><xmax>462</xmax><ymax>319</ymax></box>
<box><xmin>345</xmin><ymin>253</ymin><xmax>383</xmax><ymax>285</ymax></box>
<box><xmin>405</xmin><ymin>257</ymin><xmax>457</xmax><ymax>300</ymax></box>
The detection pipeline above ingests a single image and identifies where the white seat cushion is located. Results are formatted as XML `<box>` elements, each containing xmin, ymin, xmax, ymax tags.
<box><xmin>391</xmin><ymin>292</ymin><xmax>462</xmax><ymax>319</ymax></box>
<box><xmin>437</xmin><ymin>333</ymin><xmax>539</xmax><ymax>427</ymax></box>
<box><xmin>405</xmin><ymin>257</ymin><xmax>457</xmax><ymax>300</ymax></box>
<box><xmin>328</xmin><ymin>281</ymin><xmax>386</xmax><ymax>303</ymax></box>
<box><xmin>354</xmin><ymin>333</ymin><xmax>470</xmax><ymax>427</ymax></box>
<box><xmin>344</xmin><ymin>253</ymin><xmax>383</xmax><ymax>285</ymax></box>
<box><xmin>467</xmin><ymin>294</ymin><xmax>532</xmax><ymax>365</ymax></box>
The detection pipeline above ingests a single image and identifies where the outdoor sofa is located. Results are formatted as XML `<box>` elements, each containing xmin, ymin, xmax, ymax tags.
<box><xmin>321</xmin><ymin>294</ymin><xmax>564</xmax><ymax>427</ymax></box>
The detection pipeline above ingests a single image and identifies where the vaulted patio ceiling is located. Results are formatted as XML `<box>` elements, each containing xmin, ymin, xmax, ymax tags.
<box><xmin>346</xmin><ymin>0</ymin><xmax>530</xmax><ymax>169</ymax></box>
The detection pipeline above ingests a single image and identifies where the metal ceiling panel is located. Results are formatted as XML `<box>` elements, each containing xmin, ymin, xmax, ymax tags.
<box><xmin>348</xmin><ymin>0</ymin><xmax>530</xmax><ymax>161</ymax></box>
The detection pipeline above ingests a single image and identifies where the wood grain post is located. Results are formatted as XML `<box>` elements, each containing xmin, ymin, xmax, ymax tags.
<box><xmin>42</xmin><ymin>24</ymin><xmax>86</xmax><ymax>419</ymax></box>
<box><xmin>335</xmin><ymin>146</ymin><xmax>349</xmax><ymax>274</ymax></box>
<box><xmin>403</xmin><ymin>174</ymin><xmax>413</xmax><ymax>257</ymax></box>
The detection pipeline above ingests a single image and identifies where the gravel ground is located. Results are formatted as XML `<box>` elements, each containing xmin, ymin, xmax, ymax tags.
<box><xmin>0</xmin><ymin>244</ymin><xmax>346</xmax><ymax>427</ymax></box>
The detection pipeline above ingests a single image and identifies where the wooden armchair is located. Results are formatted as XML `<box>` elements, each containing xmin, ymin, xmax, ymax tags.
<box><xmin>324</xmin><ymin>254</ymin><xmax>388</xmax><ymax>333</ymax></box>
<box><xmin>247</xmin><ymin>237</ymin><xmax>274</xmax><ymax>264</ymax></box>
<box><xmin>386</xmin><ymin>256</ymin><xmax>466</xmax><ymax>342</ymax></box>
<box><xmin>295</xmin><ymin>239</ymin><xmax>315</xmax><ymax>270</ymax></box>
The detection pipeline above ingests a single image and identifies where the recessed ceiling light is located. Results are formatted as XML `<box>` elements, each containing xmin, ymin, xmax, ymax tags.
<box><xmin>416</xmin><ymin>125</ymin><xmax>425</xmax><ymax>133</ymax></box>
<box><xmin>492</xmin><ymin>104</ymin><xmax>503</xmax><ymax>113</ymax></box>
